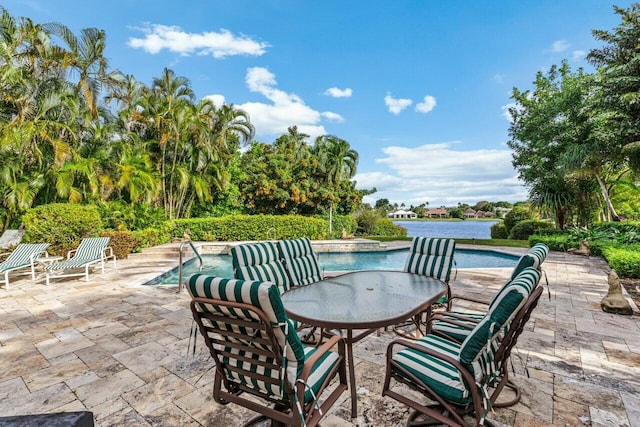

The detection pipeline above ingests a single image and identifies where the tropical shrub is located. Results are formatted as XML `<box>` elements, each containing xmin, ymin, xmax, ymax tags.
<box><xmin>490</xmin><ymin>222</ymin><xmax>509</xmax><ymax>239</ymax></box>
<box><xmin>355</xmin><ymin>210</ymin><xmax>380</xmax><ymax>235</ymax></box>
<box><xmin>509</xmin><ymin>220</ymin><xmax>554</xmax><ymax>240</ymax></box>
<box><xmin>373</xmin><ymin>218</ymin><xmax>407</xmax><ymax>237</ymax></box>
<box><xmin>131</xmin><ymin>228</ymin><xmax>165</xmax><ymax>252</ymax></box>
<box><xmin>100</xmin><ymin>231</ymin><xmax>137</xmax><ymax>260</ymax></box>
<box><xmin>326</xmin><ymin>214</ymin><xmax>358</xmax><ymax>238</ymax></box>
<box><xmin>96</xmin><ymin>202</ymin><xmax>168</xmax><ymax>231</ymax></box>
<box><xmin>528</xmin><ymin>234</ymin><xmax>577</xmax><ymax>251</ymax></box>
<box><xmin>22</xmin><ymin>204</ymin><xmax>104</xmax><ymax>255</ymax></box>
<box><xmin>602</xmin><ymin>245</ymin><xmax>640</xmax><ymax>278</ymax></box>
<box><xmin>503</xmin><ymin>206</ymin><xmax>533</xmax><ymax>234</ymax></box>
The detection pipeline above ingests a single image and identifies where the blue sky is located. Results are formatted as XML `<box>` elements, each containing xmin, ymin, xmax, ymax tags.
<box><xmin>4</xmin><ymin>0</ymin><xmax>634</xmax><ymax>207</ymax></box>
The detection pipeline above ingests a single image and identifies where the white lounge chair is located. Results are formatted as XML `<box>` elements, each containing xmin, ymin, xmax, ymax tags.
<box><xmin>0</xmin><ymin>243</ymin><xmax>50</xmax><ymax>289</ymax></box>
<box><xmin>45</xmin><ymin>237</ymin><xmax>116</xmax><ymax>285</ymax></box>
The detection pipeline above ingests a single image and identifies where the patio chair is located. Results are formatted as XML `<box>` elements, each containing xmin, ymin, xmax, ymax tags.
<box><xmin>45</xmin><ymin>237</ymin><xmax>116</xmax><ymax>285</ymax></box>
<box><xmin>277</xmin><ymin>237</ymin><xmax>323</xmax><ymax>286</ymax></box>
<box><xmin>404</xmin><ymin>237</ymin><xmax>457</xmax><ymax>307</ymax></box>
<box><xmin>0</xmin><ymin>243</ymin><xmax>49</xmax><ymax>289</ymax></box>
<box><xmin>382</xmin><ymin>267</ymin><xmax>543</xmax><ymax>426</ymax></box>
<box><xmin>394</xmin><ymin>237</ymin><xmax>456</xmax><ymax>337</ymax></box>
<box><xmin>230</xmin><ymin>241</ymin><xmax>292</xmax><ymax>294</ymax></box>
<box><xmin>430</xmin><ymin>244</ymin><xmax>549</xmax><ymax>343</ymax></box>
<box><xmin>188</xmin><ymin>274</ymin><xmax>347</xmax><ymax>427</ymax></box>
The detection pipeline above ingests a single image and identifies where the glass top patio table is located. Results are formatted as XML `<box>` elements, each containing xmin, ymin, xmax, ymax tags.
<box><xmin>281</xmin><ymin>270</ymin><xmax>447</xmax><ymax>419</ymax></box>
<box><xmin>280</xmin><ymin>270</ymin><xmax>447</xmax><ymax>330</ymax></box>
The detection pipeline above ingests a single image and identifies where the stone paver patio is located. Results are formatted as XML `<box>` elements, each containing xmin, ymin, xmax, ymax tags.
<box><xmin>1</xmin><ymin>244</ymin><xmax>639</xmax><ymax>426</ymax></box>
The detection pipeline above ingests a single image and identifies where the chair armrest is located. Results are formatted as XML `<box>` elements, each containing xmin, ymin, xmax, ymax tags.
<box><xmin>299</xmin><ymin>334</ymin><xmax>345</xmax><ymax>381</ymax></box>
<box><xmin>448</xmin><ymin>294</ymin><xmax>490</xmax><ymax>309</ymax></box>
<box><xmin>67</xmin><ymin>249</ymin><xmax>77</xmax><ymax>259</ymax></box>
<box><xmin>104</xmin><ymin>247</ymin><xmax>115</xmax><ymax>258</ymax></box>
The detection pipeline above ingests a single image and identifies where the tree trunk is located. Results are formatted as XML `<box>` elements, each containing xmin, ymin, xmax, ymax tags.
<box><xmin>595</xmin><ymin>173</ymin><xmax>619</xmax><ymax>221</ymax></box>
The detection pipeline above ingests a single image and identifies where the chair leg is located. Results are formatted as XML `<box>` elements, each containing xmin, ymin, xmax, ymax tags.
<box><xmin>3</xmin><ymin>272</ymin><xmax>9</xmax><ymax>289</ymax></box>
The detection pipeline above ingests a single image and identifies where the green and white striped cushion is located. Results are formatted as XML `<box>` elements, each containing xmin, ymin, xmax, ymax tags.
<box><xmin>45</xmin><ymin>237</ymin><xmax>110</xmax><ymax>271</ymax></box>
<box><xmin>404</xmin><ymin>237</ymin><xmax>456</xmax><ymax>282</ymax></box>
<box><xmin>277</xmin><ymin>238</ymin><xmax>323</xmax><ymax>286</ymax></box>
<box><xmin>188</xmin><ymin>275</ymin><xmax>304</xmax><ymax>394</ymax></box>
<box><xmin>0</xmin><ymin>243</ymin><xmax>49</xmax><ymax>271</ymax></box>
<box><xmin>509</xmin><ymin>253</ymin><xmax>536</xmax><ymax>280</ymax></box>
<box><xmin>459</xmin><ymin>267</ymin><xmax>541</xmax><ymax>382</ymax></box>
<box><xmin>231</xmin><ymin>242</ymin><xmax>291</xmax><ymax>294</ymax></box>
<box><xmin>392</xmin><ymin>334</ymin><xmax>470</xmax><ymax>405</ymax></box>
<box><xmin>528</xmin><ymin>243</ymin><xmax>549</xmax><ymax>267</ymax></box>
<box><xmin>431</xmin><ymin>312</ymin><xmax>484</xmax><ymax>342</ymax></box>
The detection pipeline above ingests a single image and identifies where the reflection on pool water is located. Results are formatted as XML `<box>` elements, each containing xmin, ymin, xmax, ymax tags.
<box><xmin>145</xmin><ymin>248</ymin><xmax>519</xmax><ymax>286</ymax></box>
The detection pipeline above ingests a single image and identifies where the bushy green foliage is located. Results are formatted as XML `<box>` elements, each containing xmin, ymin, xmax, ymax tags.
<box><xmin>172</xmin><ymin>215</ymin><xmax>328</xmax><ymax>241</ymax></box>
<box><xmin>373</xmin><ymin>218</ymin><xmax>407</xmax><ymax>237</ymax></box>
<box><xmin>100</xmin><ymin>231</ymin><xmax>137</xmax><ymax>259</ymax></box>
<box><xmin>327</xmin><ymin>214</ymin><xmax>358</xmax><ymax>238</ymax></box>
<box><xmin>131</xmin><ymin>228</ymin><xmax>165</xmax><ymax>252</ymax></box>
<box><xmin>509</xmin><ymin>220</ymin><xmax>554</xmax><ymax>240</ymax></box>
<box><xmin>355</xmin><ymin>210</ymin><xmax>380</xmax><ymax>235</ymax></box>
<box><xmin>96</xmin><ymin>202</ymin><xmax>168</xmax><ymax>231</ymax></box>
<box><xmin>528</xmin><ymin>234</ymin><xmax>578</xmax><ymax>251</ymax></box>
<box><xmin>22</xmin><ymin>204</ymin><xmax>103</xmax><ymax>255</ymax></box>
<box><xmin>490</xmin><ymin>222</ymin><xmax>509</xmax><ymax>239</ymax></box>
<box><xmin>503</xmin><ymin>206</ymin><xmax>533</xmax><ymax>234</ymax></box>
<box><xmin>602</xmin><ymin>245</ymin><xmax>640</xmax><ymax>278</ymax></box>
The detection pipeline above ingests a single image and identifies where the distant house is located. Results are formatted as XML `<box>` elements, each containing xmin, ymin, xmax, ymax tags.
<box><xmin>477</xmin><ymin>210</ymin><xmax>495</xmax><ymax>218</ymax></box>
<box><xmin>495</xmin><ymin>207</ymin><xmax>511</xmax><ymax>218</ymax></box>
<box><xmin>464</xmin><ymin>208</ymin><xmax>477</xmax><ymax>218</ymax></box>
<box><xmin>388</xmin><ymin>209</ymin><xmax>417</xmax><ymax>219</ymax></box>
<box><xmin>426</xmin><ymin>208</ymin><xmax>448</xmax><ymax>218</ymax></box>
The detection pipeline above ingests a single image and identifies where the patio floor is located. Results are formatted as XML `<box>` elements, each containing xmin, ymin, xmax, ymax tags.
<box><xmin>1</xmin><ymin>244</ymin><xmax>639</xmax><ymax>426</ymax></box>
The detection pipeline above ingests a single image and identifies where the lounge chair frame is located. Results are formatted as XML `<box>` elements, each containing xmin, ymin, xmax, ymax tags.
<box><xmin>0</xmin><ymin>243</ymin><xmax>49</xmax><ymax>289</ymax></box>
<box><xmin>45</xmin><ymin>238</ymin><xmax>116</xmax><ymax>285</ymax></box>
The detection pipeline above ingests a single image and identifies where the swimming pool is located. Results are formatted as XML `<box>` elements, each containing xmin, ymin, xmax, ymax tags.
<box><xmin>144</xmin><ymin>248</ymin><xmax>519</xmax><ymax>286</ymax></box>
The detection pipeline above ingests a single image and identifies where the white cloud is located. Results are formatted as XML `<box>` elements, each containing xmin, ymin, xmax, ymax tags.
<box><xmin>236</xmin><ymin>67</ymin><xmax>330</xmax><ymax>139</ymax></box>
<box><xmin>550</xmin><ymin>39</ymin><xmax>570</xmax><ymax>53</ymax></box>
<box><xmin>321</xmin><ymin>112</ymin><xmax>344</xmax><ymax>122</ymax></box>
<box><xmin>415</xmin><ymin>95</ymin><xmax>437</xmax><ymax>114</ymax></box>
<box><xmin>128</xmin><ymin>24</ymin><xmax>268</xmax><ymax>58</ymax></box>
<box><xmin>356</xmin><ymin>142</ymin><xmax>527</xmax><ymax>206</ymax></box>
<box><xmin>384</xmin><ymin>93</ymin><xmax>413</xmax><ymax>115</ymax></box>
<box><xmin>205</xmin><ymin>94</ymin><xmax>225</xmax><ymax>108</ymax></box>
<box><xmin>572</xmin><ymin>50</ymin><xmax>586</xmax><ymax>61</ymax></box>
<box><xmin>501</xmin><ymin>102</ymin><xmax>517</xmax><ymax>122</ymax></box>
<box><xmin>324</xmin><ymin>87</ymin><xmax>353</xmax><ymax>98</ymax></box>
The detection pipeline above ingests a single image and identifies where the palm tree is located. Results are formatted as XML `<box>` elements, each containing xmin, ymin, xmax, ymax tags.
<box><xmin>313</xmin><ymin>134</ymin><xmax>358</xmax><ymax>184</ymax></box>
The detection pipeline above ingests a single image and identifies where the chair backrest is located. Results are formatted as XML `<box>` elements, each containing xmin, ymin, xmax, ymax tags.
<box><xmin>187</xmin><ymin>274</ymin><xmax>304</xmax><ymax>398</ymax></box>
<box><xmin>277</xmin><ymin>238</ymin><xmax>323</xmax><ymax>286</ymax></box>
<box><xmin>403</xmin><ymin>237</ymin><xmax>456</xmax><ymax>282</ymax></box>
<box><xmin>74</xmin><ymin>237</ymin><xmax>110</xmax><ymax>260</ymax></box>
<box><xmin>1</xmin><ymin>243</ymin><xmax>49</xmax><ymax>267</ymax></box>
<box><xmin>230</xmin><ymin>242</ymin><xmax>291</xmax><ymax>294</ymax></box>
<box><xmin>459</xmin><ymin>267</ymin><xmax>541</xmax><ymax>383</ymax></box>
<box><xmin>528</xmin><ymin>243</ymin><xmax>549</xmax><ymax>267</ymax></box>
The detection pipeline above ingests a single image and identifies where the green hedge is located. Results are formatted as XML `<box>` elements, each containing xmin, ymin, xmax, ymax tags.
<box><xmin>373</xmin><ymin>218</ymin><xmax>407</xmax><ymax>237</ymax></box>
<box><xmin>509</xmin><ymin>220</ymin><xmax>554</xmax><ymax>240</ymax></box>
<box><xmin>22</xmin><ymin>203</ymin><xmax>104</xmax><ymax>256</ymax></box>
<box><xmin>172</xmin><ymin>214</ymin><xmax>329</xmax><ymax>241</ymax></box>
<box><xmin>602</xmin><ymin>245</ymin><xmax>640</xmax><ymax>278</ymax></box>
<box><xmin>490</xmin><ymin>222</ymin><xmax>508</xmax><ymax>239</ymax></box>
<box><xmin>528</xmin><ymin>234</ymin><xmax>578</xmax><ymax>251</ymax></box>
<box><xmin>100</xmin><ymin>230</ymin><xmax>137</xmax><ymax>260</ymax></box>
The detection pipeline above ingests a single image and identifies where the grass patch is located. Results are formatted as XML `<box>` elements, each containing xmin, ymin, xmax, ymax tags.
<box><xmin>366</xmin><ymin>236</ymin><xmax>529</xmax><ymax>248</ymax></box>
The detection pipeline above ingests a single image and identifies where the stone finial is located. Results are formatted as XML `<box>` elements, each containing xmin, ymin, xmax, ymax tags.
<box><xmin>601</xmin><ymin>270</ymin><xmax>633</xmax><ymax>315</ymax></box>
<box><xmin>568</xmin><ymin>240</ymin><xmax>591</xmax><ymax>256</ymax></box>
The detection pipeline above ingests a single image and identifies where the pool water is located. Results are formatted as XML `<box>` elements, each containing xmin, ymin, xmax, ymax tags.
<box><xmin>145</xmin><ymin>248</ymin><xmax>518</xmax><ymax>286</ymax></box>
